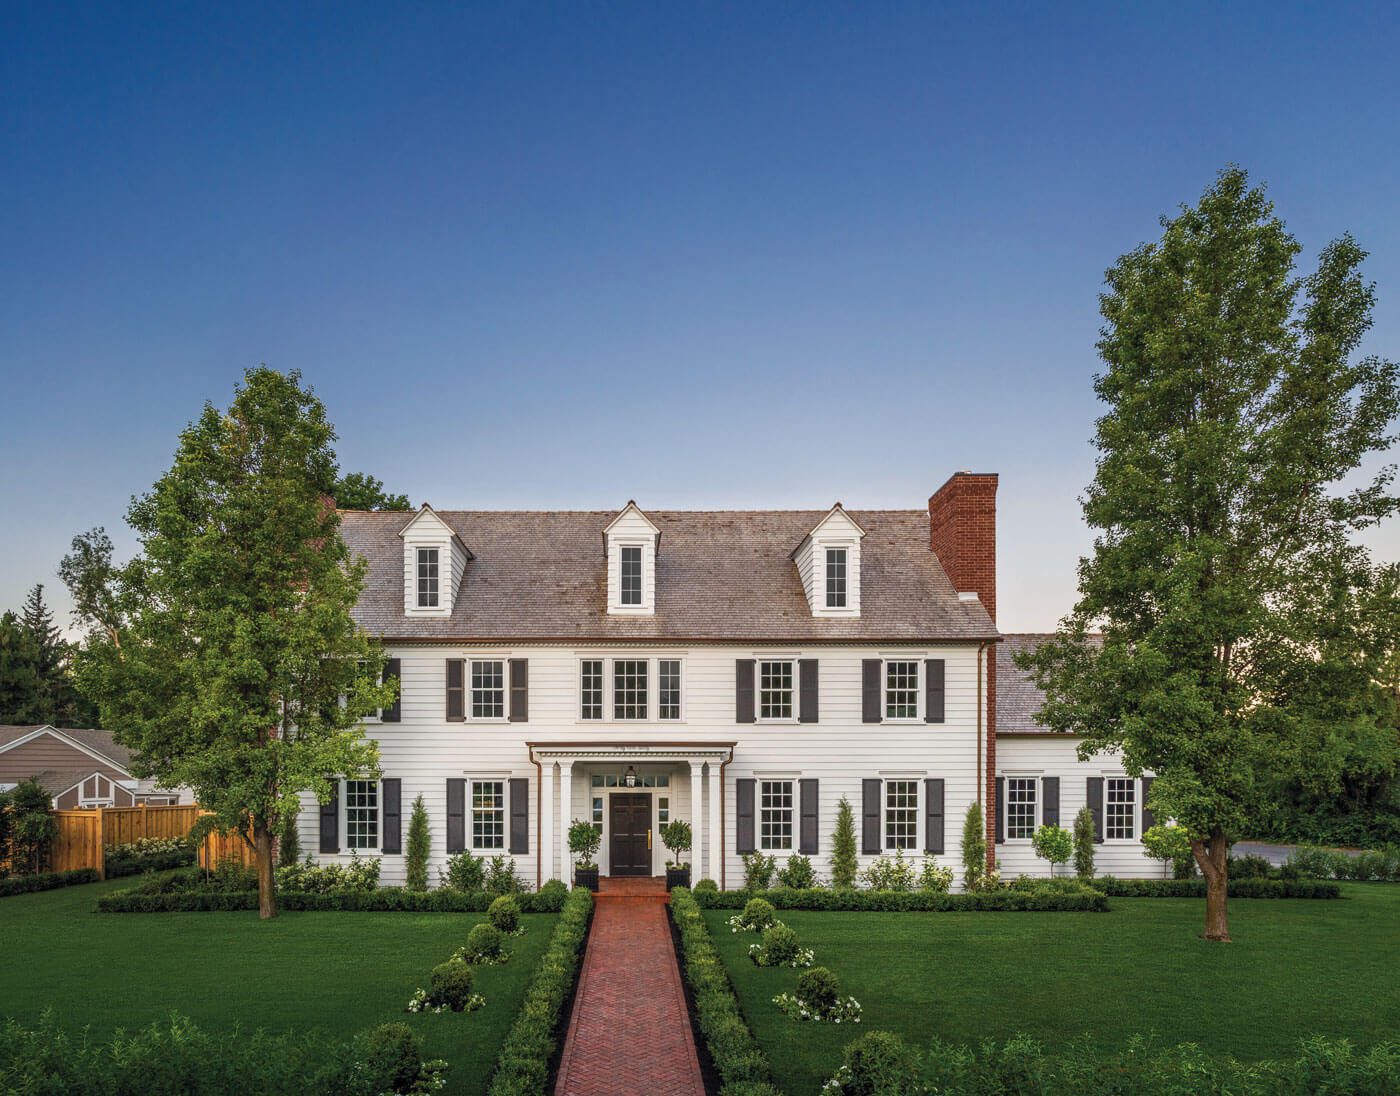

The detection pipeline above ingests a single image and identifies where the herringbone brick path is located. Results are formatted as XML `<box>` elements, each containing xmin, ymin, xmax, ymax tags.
<box><xmin>554</xmin><ymin>889</ymin><xmax>704</xmax><ymax>1096</ymax></box>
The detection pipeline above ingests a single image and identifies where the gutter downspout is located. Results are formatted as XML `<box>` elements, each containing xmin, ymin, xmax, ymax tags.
<box><xmin>720</xmin><ymin>746</ymin><xmax>733</xmax><ymax>890</ymax></box>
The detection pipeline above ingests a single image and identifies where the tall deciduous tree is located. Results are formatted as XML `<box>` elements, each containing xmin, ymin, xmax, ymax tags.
<box><xmin>332</xmin><ymin>472</ymin><xmax>411</xmax><ymax>511</ymax></box>
<box><xmin>69</xmin><ymin>367</ymin><xmax>395</xmax><ymax>919</ymax></box>
<box><xmin>1025</xmin><ymin>168</ymin><xmax>1400</xmax><ymax>941</ymax></box>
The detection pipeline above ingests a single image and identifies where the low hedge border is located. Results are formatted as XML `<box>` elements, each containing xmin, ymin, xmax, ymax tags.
<box><xmin>98</xmin><ymin>885</ymin><xmax>573</xmax><ymax>914</ymax></box>
<box><xmin>106</xmin><ymin>848</ymin><xmax>198</xmax><ymax>878</ymax></box>
<box><xmin>1095</xmin><ymin>876</ymin><xmax>1342</xmax><ymax>899</ymax></box>
<box><xmin>691</xmin><ymin>885</ymin><xmax>1109</xmax><ymax>913</ymax></box>
<box><xmin>0</xmin><ymin>869</ymin><xmax>100</xmax><ymax>898</ymax></box>
<box><xmin>486</xmin><ymin>886</ymin><xmax>593</xmax><ymax>1096</ymax></box>
<box><xmin>670</xmin><ymin>886</ymin><xmax>781</xmax><ymax>1096</ymax></box>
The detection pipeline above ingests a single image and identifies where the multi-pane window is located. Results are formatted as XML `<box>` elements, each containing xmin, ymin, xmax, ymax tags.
<box><xmin>471</xmin><ymin>660</ymin><xmax>505</xmax><ymax>719</ymax></box>
<box><xmin>659</xmin><ymin>660</ymin><xmax>681</xmax><ymax>720</ymax></box>
<box><xmin>580</xmin><ymin>660</ymin><xmax>603</xmax><ymax>720</ymax></box>
<box><xmin>345</xmin><ymin>779</ymin><xmax>379</xmax><ymax>850</ymax></box>
<box><xmin>658</xmin><ymin>796</ymin><xmax>670</xmax><ymax>824</ymax></box>
<box><xmin>613</xmin><ymin>660</ymin><xmax>648</xmax><ymax>719</ymax></box>
<box><xmin>416</xmin><ymin>548</ymin><xmax>439</xmax><ymax>608</ymax></box>
<box><xmin>759</xmin><ymin>661</ymin><xmax>794</xmax><ymax>720</ymax></box>
<box><xmin>620</xmin><ymin>546</ymin><xmax>643</xmax><ymax>606</ymax></box>
<box><xmin>885</xmin><ymin>661</ymin><xmax>920</xmax><ymax>719</ymax></box>
<box><xmin>592</xmin><ymin>773</ymin><xmax>669</xmax><ymax>788</ymax></box>
<box><xmin>591</xmin><ymin>796</ymin><xmax>604</xmax><ymax>831</ymax></box>
<box><xmin>1006</xmin><ymin>777</ymin><xmax>1038</xmax><ymax>840</ymax></box>
<box><xmin>472</xmin><ymin>780</ymin><xmax>505</xmax><ymax>849</ymax></box>
<box><xmin>825</xmin><ymin>548</ymin><xmax>847</xmax><ymax>608</ymax></box>
<box><xmin>760</xmin><ymin>780</ymin><xmax>794</xmax><ymax>851</ymax></box>
<box><xmin>1107</xmin><ymin>778</ymin><xmax>1137</xmax><ymax>840</ymax></box>
<box><xmin>884</xmin><ymin>780</ymin><xmax>918</xmax><ymax>850</ymax></box>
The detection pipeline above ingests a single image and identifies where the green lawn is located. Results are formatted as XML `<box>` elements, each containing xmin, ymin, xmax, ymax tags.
<box><xmin>704</xmin><ymin>884</ymin><xmax>1400</xmax><ymax>1095</ymax></box>
<box><xmin>1</xmin><ymin>876</ymin><xmax>558</xmax><ymax>1096</ymax></box>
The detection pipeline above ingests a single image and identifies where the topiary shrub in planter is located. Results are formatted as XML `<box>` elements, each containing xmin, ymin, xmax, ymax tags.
<box><xmin>456</xmin><ymin>922</ymin><xmax>507</xmax><ymax>964</ymax></box>
<box><xmin>568</xmin><ymin>818</ymin><xmax>601</xmax><ymax>891</ymax></box>
<box><xmin>774</xmin><ymin>965</ymin><xmax>862</xmax><ymax>1024</ymax></box>
<box><xmin>748</xmin><ymin>922</ymin><xmax>813</xmax><ymax>968</ymax></box>
<box><xmin>727</xmin><ymin>896</ymin><xmax>778</xmax><ymax>933</ymax></box>
<box><xmin>407</xmin><ymin>959</ymin><xmax>485</xmax><ymax>1014</ymax></box>
<box><xmin>487</xmin><ymin>894</ymin><xmax>522</xmax><ymax>935</ymax></box>
<box><xmin>662</xmin><ymin>819</ymin><xmax>692</xmax><ymax>889</ymax></box>
<box><xmin>825</xmin><ymin>1031</ymin><xmax>923</xmax><ymax>1096</ymax></box>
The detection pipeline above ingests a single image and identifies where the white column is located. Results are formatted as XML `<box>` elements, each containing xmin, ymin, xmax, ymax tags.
<box><xmin>540</xmin><ymin>761</ymin><xmax>554</xmax><ymax>882</ymax></box>
<box><xmin>559</xmin><ymin>761</ymin><xmax>573</xmax><ymax>881</ymax></box>
<box><xmin>708</xmin><ymin>762</ymin><xmax>722</xmax><ymax>886</ymax></box>
<box><xmin>690</xmin><ymin>760</ymin><xmax>706</xmax><ymax>880</ymax></box>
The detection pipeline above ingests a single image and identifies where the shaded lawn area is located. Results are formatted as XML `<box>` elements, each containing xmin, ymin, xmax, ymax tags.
<box><xmin>705</xmin><ymin>884</ymin><xmax>1400</xmax><ymax>1095</ymax></box>
<box><xmin>1</xmin><ymin>876</ymin><xmax>557</xmax><ymax>1096</ymax></box>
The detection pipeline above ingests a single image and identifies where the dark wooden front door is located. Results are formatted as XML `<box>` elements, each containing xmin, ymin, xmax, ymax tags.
<box><xmin>609</xmin><ymin>793</ymin><xmax>652</xmax><ymax>876</ymax></box>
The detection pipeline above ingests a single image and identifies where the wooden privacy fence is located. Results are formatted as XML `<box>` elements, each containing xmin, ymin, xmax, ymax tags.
<box><xmin>44</xmin><ymin>804</ymin><xmax>253</xmax><ymax>878</ymax></box>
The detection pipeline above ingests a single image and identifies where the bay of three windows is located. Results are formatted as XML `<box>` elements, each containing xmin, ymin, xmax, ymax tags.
<box><xmin>581</xmin><ymin>657</ymin><xmax>683</xmax><ymax>721</ymax></box>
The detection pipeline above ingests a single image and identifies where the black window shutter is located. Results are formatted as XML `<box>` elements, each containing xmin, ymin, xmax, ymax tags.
<box><xmin>381</xmin><ymin>658</ymin><xmax>402</xmax><ymax>723</ymax></box>
<box><xmin>799</xmin><ymin>778</ymin><xmax>819</xmax><ymax>854</ymax></box>
<box><xmin>508</xmin><ymin>659</ymin><xmax>528</xmax><ymax>723</ymax></box>
<box><xmin>1140</xmin><ymin>776</ymin><xmax>1155</xmax><ymax>834</ymax></box>
<box><xmin>381</xmin><ymin>778</ymin><xmax>402</xmax><ymax>854</ymax></box>
<box><xmin>861</xmin><ymin>660</ymin><xmax>882</xmax><ymax>723</ymax></box>
<box><xmin>798</xmin><ymin>660</ymin><xmax>819</xmax><ymax>723</ymax></box>
<box><xmin>736</xmin><ymin>778</ymin><xmax>756</xmax><ymax>853</ymax></box>
<box><xmin>1087</xmin><ymin>777</ymin><xmax>1105</xmax><ymax>843</ymax></box>
<box><xmin>736</xmin><ymin>660</ymin><xmax>755</xmax><ymax>723</ymax></box>
<box><xmin>446</xmin><ymin>778</ymin><xmax>466</xmax><ymax>853</ymax></box>
<box><xmin>995</xmin><ymin>776</ymin><xmax>1005</xmax><ymax>844</ymax></box>
<box><xmin>862</xmin><ymin>778</ymin><xmax>882</xmax><ymax>854</ymax></box>
<box><xmin>319</xmin><ymin>784</ymin><xmax>339</xmax><ymax>853</ymax></box>
<box><xmin>446</xmin><ymin>660</ymin><xmax>465</xmax><ymax>722</ymax></box>
<box><xmin>508</xmin><ymin>777</ymin><xmax>528</xmax><ymax>854</ymax></box>
<box><xmin>925</xmin><ymin>659</ymin><xmax>945</xmax><ymax>723</ymax></box>
<box><xmin>1041</xmin><ymin>776</ymin><xmax>1060</xmax><ymax>827</ymax></box>
<box><xmin>924</xmin><ymin>778</ymin><xmax>945</xmax><ymax>854</ymax></box>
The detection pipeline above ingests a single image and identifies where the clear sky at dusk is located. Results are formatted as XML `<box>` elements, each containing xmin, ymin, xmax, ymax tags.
<box><xmin>2</xmin><ymin>3</ymin><xmax>1398</xmax><ymax>632</ymax></box>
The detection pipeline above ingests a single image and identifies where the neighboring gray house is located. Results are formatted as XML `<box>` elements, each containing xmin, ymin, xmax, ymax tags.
<box><xmin>0</xmin><ymin>724</ymin><xmax>189</xmax><ymax>808</ymax></box>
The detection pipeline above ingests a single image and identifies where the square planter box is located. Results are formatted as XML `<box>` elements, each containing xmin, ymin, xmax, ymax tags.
<box><xmin>666</xmin><ymin>866</ymin><xmax>691</xmax><ymax>891</ymax></box>
<box><xmin>574</xmin><ymin>867</ymin><xmax>600</xmax><ymax>892</ymax></box>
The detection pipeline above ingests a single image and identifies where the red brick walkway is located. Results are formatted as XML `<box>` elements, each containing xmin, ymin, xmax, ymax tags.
<box><xmin>554</xmin><ymin>881</ymin><xmax>704</xmax><ymax>1096</ymax></box>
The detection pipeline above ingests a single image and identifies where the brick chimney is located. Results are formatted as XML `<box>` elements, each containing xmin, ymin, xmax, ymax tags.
<box><xmin>929</xmin><ymin>471</ymin><xmax>999</xmax><ymax>869</ymax></box>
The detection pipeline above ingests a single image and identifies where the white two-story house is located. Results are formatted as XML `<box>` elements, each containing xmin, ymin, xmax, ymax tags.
<box><xmin>298</xmin><ymin>471</ymin><xmax>1159</xmax><ymax>887</ymax></box>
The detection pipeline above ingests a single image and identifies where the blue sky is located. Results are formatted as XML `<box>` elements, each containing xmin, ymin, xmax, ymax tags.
<box><xmin>2</xmin><ymin>2</ymin><xmax>1398</xmax><ymax>632</ymax></box>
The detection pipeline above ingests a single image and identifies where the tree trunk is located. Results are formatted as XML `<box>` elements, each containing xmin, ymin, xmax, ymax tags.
<box><xmin>254</xmin><ymin>819</ymin><xmax>277</xmax><ymax>920</ymax></box>
<box><xmin>1191</xmin><ymin>827</ymin><xmax>1230</xmax><ymax>942</ymax></box>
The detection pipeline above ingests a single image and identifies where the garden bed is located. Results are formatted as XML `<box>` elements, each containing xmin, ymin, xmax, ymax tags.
<box><xmin>690</xmin><ymin>882</ymin><xmax>1108</xmax><ymax>912</ymax></box>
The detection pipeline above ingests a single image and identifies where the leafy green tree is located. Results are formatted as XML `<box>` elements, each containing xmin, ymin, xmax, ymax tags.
<box><xmin>68</xmin><ymin>367</ymin><xmax>395</xmax><ymax>918</ymax></box>
<box><xmin>9</xmin><ymin>778</ymin><xmax>57</xmax><ymax>874</ymax></box>
<box><xmin>1032</xmin><ymin>824</ymin><xmax>1073</xmax><ymax>877</ymax></box>
<box><xmin>332</xmin><ymin>472</ymin><xmax>411</xmax><ymax>511</ymax></box>
<box><xmin>0</xmin><ymin>612</ymin><xmax>44</xmax><ymax>724</ymax></box>
<box><xmin>1024</xmin><ymin>168</ymin><xmax>1400</xmax><ymax>941</ymax></box>
<box><xmin>830</xmin><ymin>796</ymin><xmax>858</xmax><ymax>888</ymax></box>
<box><xmin>1072</xmin><ymin>806</ymin><xmax>1096</xmax><ymax>881</ymax></box>
<box><xmin>960</xmin><ymin>800</ymin><xmax>986</xmax><ymax>891</ymax></box>
<box><xmin>405</xmin><ymin>795</ymin><xmax>430</xmax><ymax>892</ymax></box>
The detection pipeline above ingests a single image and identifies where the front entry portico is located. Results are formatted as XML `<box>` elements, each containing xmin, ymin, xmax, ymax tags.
<box><xmin>529</xmin><ymin>742</ymin><xmax>735</xmax><ymax>888</ymax></box>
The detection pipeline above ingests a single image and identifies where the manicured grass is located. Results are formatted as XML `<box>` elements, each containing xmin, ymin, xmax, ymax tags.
<box><xmin>1</xmin><ymin>875</ymin><xmax>557</xmax><ymax>1096</ymax></box>
<box><xmin>705</xmin><ymin>884</ymin><xmax>1400</xmax><ymax>1095</ymax></box>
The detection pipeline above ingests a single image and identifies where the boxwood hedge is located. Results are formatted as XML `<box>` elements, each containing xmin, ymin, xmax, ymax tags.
<box><xmin>690</xmin><ymin>884</ymin><xmax>1109</xmax><ymax>913</ymax></box>
<box><xmin>0</xmin><ymin>869</ymin><xmax>99</xmax><ymax>898</ymax></box>
<box><xmin>97</xmin><ymin>883</ymin><xmax>575</xmax><ymax>914</ymax></box>
<box><xmin>1094</xmin><ymin>877</ymin><xmax>1342</xmax><ymax>899</ymax></box>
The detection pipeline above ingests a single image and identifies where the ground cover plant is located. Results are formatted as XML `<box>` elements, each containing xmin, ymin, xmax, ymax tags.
<box><xmin>704</xmin><ymin>884</ymin><xmax>1400</xmax><ymax>1094</ymax></box>
<box><xmin>0</xmin><ymin>874</ymin><xmax>559</xmax><ymax>1096</ymax></box>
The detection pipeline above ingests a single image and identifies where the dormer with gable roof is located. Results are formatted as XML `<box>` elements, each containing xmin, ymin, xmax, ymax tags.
<box><xmin>791</xmin><ymin>503</ymin><xmax>866</xmax><ymax>618</ymax></box>
<box><xmin>399</xmin><ymin>504</ymin><xmax>472</xmax><ymax>617</ymax></box>
<box><xmin>603</xmin><ymin>501</ymin><xmax>659</xmax><ymax>615</ymax></box>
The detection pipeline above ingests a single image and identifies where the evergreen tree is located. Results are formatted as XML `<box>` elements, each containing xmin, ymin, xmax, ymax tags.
<box><xmin>16</xmin><ymin>584</ymin><xmax>94</xmax><ymax>727</ymax></box>
<box><xmin>278</xmin><ymin>809</ymin><xmax>301</xmax><ymax>865</ymax></box>
<box><xmin>405</xmin><ymin>795</ymin><xmax>430</xmax><ymax>892</ymax></box>
<box><xmin>1072</xmin><ymin>806</ymin><xmax>1096</xmax><ymax>881</ymax></box>
<box><xmin>20</xmin><ymin>585</ymin><xmax>62</xmax><ymax>676</ymax></box>
<box><xmin>0</xmin><ymin>612</ymin><xmax>44</xmax><ymax>724</ymax></box>
<box><xmin>1025</xmin><ymin>167</ymin><xmax>1400</xmax><ymax>941</ymax></box>
<box><xmin>961</xmin><ymin>801</ymin><xmax>987</xmax><ymax>891</ymax></box>
<box><xmin>830</xmin><ymin>796</ymin><xmax>858</xmax><ymax>889</ymax></box>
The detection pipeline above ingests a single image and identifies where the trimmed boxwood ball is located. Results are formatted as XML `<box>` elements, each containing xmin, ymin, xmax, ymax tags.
<box><xmin>463</xmin><ymin>922</ymin><xmax>505</xmax><ymax>962</ymax></box>
<box><xmin>358</xmin><ymin>1021</ymin><xmax>424</xmax><ymax>1094</ymax></box>
<box><xmin>839</xmin><ymin>1031</ymin><xmax>922</xmax><ymax>1096</ymax></box>
<box><xmin>488</xmin><ymin>894</ymin><xmax>521</xmax><ymax>934</ymax></box>
<box><xmin>429</xmin><ymin>958</ymin><xmax>476</xmax><ymax>1011</ymax></box>
<box><xmin>759</xmin><ymin>923</ymin><xmax>800</xmax><ymax>965</ymax></box>
<box><xmin>796</xmin><ymin>966</ymin><xmax>839</xmax><ymax>1011</ymax></box>
<box><xmin>741</xmin><ymin>897</ymin><xmax>777</xmax><ymax>930</ymax></box>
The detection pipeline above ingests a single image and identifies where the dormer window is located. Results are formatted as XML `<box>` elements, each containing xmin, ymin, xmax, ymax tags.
<box><xmin>825</xmin><ymin>548</ymin><xmax>847</xmax><ymax>608</ymax></box>
<box><xmin>621</xmin><ymin>546</ymin><xmax>643</xmax><ymax>606</ymax></box>
<box><xmin>604</xmin><ymin>502</ymin><xmax>660</xmax><ymax>616</ymax></box>
<box><xmin>416</xmin><ymin>548</ymin><xmax>440</xmax><ymax>608</ymax></box>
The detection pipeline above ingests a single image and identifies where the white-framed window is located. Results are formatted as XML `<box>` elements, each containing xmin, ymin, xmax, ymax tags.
<box><xmin>416</xmin><ymin>547</ymin><xmax>439</xmax><ymax>608</ymax></box>
<box><xmin>78</xmin><ymin>774</ymin><xmax>116</xmax><ymax>808</ymax></box>
<box><xmin>658</xmin><ymin>659</ymin><xmax>682</xmax><ymax>720</ymax></box>
<box><xmin>1005</xmin><ymin>777</ymin><xmax>1038</xmax><ymax>840</ymax></box>
<box><xmin>658</xmin><ymin>796</ymin><xmax>670</xmax><ymax>824</ymax></box>
<box><xmin>591</xmin><ymin>795</ymin><xmax>604</xmax><ymax>830</ymax></box>
<box><xmin>472</xmin><ymin>780</ymin><xmax>505</xmax><ymax>849</ymax></box>
<box><xmin>471</xmin><ymin>660</ymin><xmax>505</xmax><ymax>719</ymax></box>
<box><xmin>825</xmin><ymin>548</ymin><xmax>847</xmax><ymax>608</ymax></box>
<box><xmin>580</xmin><ymin>660</ymin><xmax>604</xmax><ymax>721</ymax></box>
<box><xmin>885</xmin><ymin>661</ymin><xmax>920</xmax><ymax>720</ymax></box>
<box><xmin>592</xmin><ymin>772</ymin><xmax>670</xmax><ymax>788</ymax></box>
<box><xmin>884</xmin><ymin>780</ymin><xmax>918</xmax><ymax>850</ymax></box>
<box><xmin>758</xmin><ymin>661</ymin><xmax>794</xmax><ymax>720</ymax></box>
<box><xmin>613</xmin><ymin>659</ymin><xmax>649</xmax><ymax>720</ymax></box>
<box><xmin>760</xmin><ymin>780</ymin><xmax>794</xmax><ymax>851</ymax></box>
<box><xmin>1106</xmin><ymin>777</ymin><xmax>1137</xmax><ymax>840</ymax></box>
<box><xmin>620</xmin><ymin>546</ymin><xmax>643</xmax><ymax>606</ymax></box>
<box><xmin>345</xmin><ymin>779</ymin><xmax>379</xmax><ymax>850</ymax></box>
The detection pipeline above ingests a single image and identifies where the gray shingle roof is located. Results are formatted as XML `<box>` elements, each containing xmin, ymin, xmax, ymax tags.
<box><xmin>0</xmin><ymin>725</ymin><xmax>134</xmax><ymax>769</ymax></box>
<box><xmin>997</xmin><ymin>633</ymin><xmax>1103</xmax><ymax>734</ymax></box>
<box><xmin>340</xmin><ymin>508</ymin><xmax>998</xmax><ymax>642</ymax></box>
